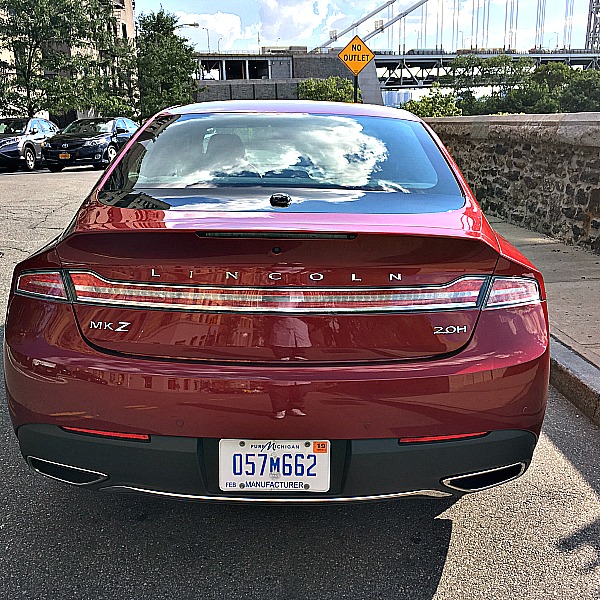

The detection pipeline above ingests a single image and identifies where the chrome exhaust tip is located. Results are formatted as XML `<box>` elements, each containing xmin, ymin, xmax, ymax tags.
<box><xmin>27</xmin><ymin>456</ymin><xmax>108</xmax><ymax>486</ymax></box>
<box><xmin>442</xmin><ymin>462</ymin><xmax>526</xmax><ymax>493</ymax></box>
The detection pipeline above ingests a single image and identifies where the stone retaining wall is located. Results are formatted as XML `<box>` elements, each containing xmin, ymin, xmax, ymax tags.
<box><xmin>197</xmin><ymin>79</ymin><xmax>302</xmax><ymax>102</ymax></box>
<box><xmin>427</xmin><ymin>114</ymin><xmax>600</xmax><ymax>253</ymax></box>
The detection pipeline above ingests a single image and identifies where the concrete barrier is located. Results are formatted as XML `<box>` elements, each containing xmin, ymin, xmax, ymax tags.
<box><xmin>427</xmin><ymin>114</ymin><xmax>600</xmax><ymax>254</ymax></box>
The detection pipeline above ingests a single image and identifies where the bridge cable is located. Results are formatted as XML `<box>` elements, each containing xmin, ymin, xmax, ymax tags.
<box><xmin>484</xmin><ymin>0</ymin><xmax>491</xmax><ymax>47</ymax></box>
<box><xmin>563</xmin><ymin>0</ymin><xmax>575</xmax><ymax>49</ymax></box>
<box><xmin>471</xmin><ymin>0</ymin><xmax>476</xmax><ymax>47</ymax></box>
<box><xmin>535</xmin><ymin>0</ymin><xmax>546</xmax><ymax>49</ymax></box>
<box><xmin>504</xmin><ymin>1</ymin><xmax>510</xmax><ymax>48</ymax></box>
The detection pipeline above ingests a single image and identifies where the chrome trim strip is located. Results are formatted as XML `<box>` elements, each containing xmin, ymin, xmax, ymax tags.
<box><xmin>101</xmin><ymin>486</ymin><xmax>453</xmax><ymax>502</ymax></box>
<box><xmin>27</xmin><ymin>456</ymin><xmax>108</xmax><ymax>486</ymax></box>
<box><xmin>441</xmin><ymin>462</ymin><xmax>526</xmax><ymax>493</ymax></box>
<box><xmin>73</xmin><ymin>298</ymin><xmax>480</xmax><ymax>314</ymax></box>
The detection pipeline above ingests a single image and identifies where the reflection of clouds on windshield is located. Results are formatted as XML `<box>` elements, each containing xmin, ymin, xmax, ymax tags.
<box><xmin>247</xmin><ymin>116</ymin><xmax>388</xmax><ymax>187</ymax></box>
<box><xmin>157</xmin><ymin>188</ymin><xmax>367</xmax><ymax>212</ymax></box>
<box><xmin>139</xmin><ymin>114</ymin><xmax>389</xmax><ymax>188</ymax></box>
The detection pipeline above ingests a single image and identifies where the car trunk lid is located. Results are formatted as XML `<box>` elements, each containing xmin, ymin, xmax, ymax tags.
<box><xmin>58</xmin><ymin>214</ymin><xmax>500</xmax><ymax>363</ymax></box>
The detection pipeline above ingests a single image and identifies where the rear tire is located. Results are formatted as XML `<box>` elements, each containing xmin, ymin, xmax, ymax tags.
<box><xmin>23</xmin><ymin>147</ymin><xmax>36</xmax><ymax>171</ymax></box>
<box><xmin>47</xmin><ymin>164</ymin><xmax>64</xmax><ymax>172</ymax></box>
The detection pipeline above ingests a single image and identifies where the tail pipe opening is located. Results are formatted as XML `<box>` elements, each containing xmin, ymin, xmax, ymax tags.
<box><xmin>442</xmin><ymin>462</ymin><xmax>526</xmax><ymax>493</ymax></box>
<box><xmin>27</xmin><ymin>457</ymin><xmax>108</xmax><ymax>486</ymax></box>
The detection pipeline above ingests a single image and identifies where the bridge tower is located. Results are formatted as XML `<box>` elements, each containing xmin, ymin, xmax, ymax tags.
<box><xmin>587</xmin><ymin>0</ymin><xmax>600</xmax><ymax>50</ymax></box>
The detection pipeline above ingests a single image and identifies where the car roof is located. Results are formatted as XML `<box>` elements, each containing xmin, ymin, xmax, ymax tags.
<box><xmin>162</xmin><ymin>100</ymin><xmax>420</xmax><ymax>122</ymax></box>
<box><xmin>73</xmin><ymin>117</ymin><xmax>115</xmax><ymax>121</ymax></box>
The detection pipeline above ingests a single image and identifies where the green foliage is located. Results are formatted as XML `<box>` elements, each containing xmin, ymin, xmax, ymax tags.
<box><xmin>136</xmin><ymin>10</ymin><xmax>197</xmax><ymax>120</ymax></box>
<box><xmin>402</xmin><ymin>83</ymin><xmax>462</xmax><ymax>118</ymax></box>
<box><xmin>558</xmin><ymin>69</ymin><xmax>600</xmax><ymax>112</ymax></box>
<box><xmin>530</xmin><ymin>61</ymin><xmax>573</xmax><ymax>93</ymax></box>
<box><xmin>0</xmin><ymin>0</ymin><xmax>133</xmax><ymax>117</ymax></box>
<box><xmin>298</xmin><ymin>76</ymin><xmax>358</xmax><ymax>103</ymax></box>
<box><xmin>440</xmin><ymin>54</ymin><xmax>600</xmax><ymax>116</ymax></box>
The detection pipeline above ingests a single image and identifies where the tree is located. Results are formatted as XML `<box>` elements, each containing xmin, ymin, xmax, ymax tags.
<box><xmin>298</xmin><ymin>76</ymin><xmax>357</xmax><ymax>102</ymax></box>
<box><xmin>531</xmin><ymin>61</ymin><xmax>573</xmax><ymax>94</ymax></box>
<box><xmin>0</xmin><ymin>0</ymin><xmax>125</xmax><ymax>117</ymax></box>
<box><xmin>442</xmin><ymin>53</ymin><xmax>483</xmax><ymax>101</ymax></box>
<box><xmin>401</xmin><ymin>83</ymin><xmax>462</xmax><ymax>118</ymax></box>
<box><xmin>558</xmin><ymin>69</ymin><xmax>600</xmax><ymax>112</ymax></box>
<box><xmin>136</xmin><ymin>10</ymin><xmax>197</xmax><ymax>120</ymax></box>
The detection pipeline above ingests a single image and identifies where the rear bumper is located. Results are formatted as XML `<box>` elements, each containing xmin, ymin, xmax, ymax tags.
<box><xmin>43</xmin><ymin>146</ymin><xmax>107</xmax><ymax>165</ymax></box>
<box><xmin>18</xmin><ymin>424</ymin><xmax>537</xmax><ymax>501</ymax></box>
<box><xmin>5</xmin><ymin>297</ymin><xmax>550</xmax><ymax>441</ymax></box>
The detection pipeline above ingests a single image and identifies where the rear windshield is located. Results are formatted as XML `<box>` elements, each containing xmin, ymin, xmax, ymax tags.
<box><xmin>0</xmin><ymin>119</ymin><xmax>27</xmax><ymax>134</ymax></box>
<box><xmin>101</xmin><ymin>112</ymin><xmax>463</xmax><ymax>211</ymax></box>
<box><xmin>64</xmin><ymin>119</ymin><xmax>114</xmax><ymax>134</ymax></box>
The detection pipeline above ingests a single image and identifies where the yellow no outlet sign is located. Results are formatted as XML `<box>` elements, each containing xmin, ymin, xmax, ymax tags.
<box><xmin>338</xmin><ymin>35</ymin><xmax>375</xmax><ymax>76</ymax></box>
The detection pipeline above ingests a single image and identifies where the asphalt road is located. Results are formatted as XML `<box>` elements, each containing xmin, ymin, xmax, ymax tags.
<box><xmin>0</xmin><ymin>168</ymin><xmax>599</xmax><ymax>599</ymax></box>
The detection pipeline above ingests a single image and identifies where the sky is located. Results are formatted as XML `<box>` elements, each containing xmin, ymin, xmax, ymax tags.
<box><xmin>135</xmin><ymin>0</ymin><xmax>592</xmax><ymax>54</ymax></box>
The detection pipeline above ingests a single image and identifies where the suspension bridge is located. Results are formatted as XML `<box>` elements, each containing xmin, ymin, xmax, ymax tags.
<box><xmin>311</xmin><ymin>0</ymin><xmax>600</xmax><ymax>91</ymax></box>
<box><xmin>316</xmin><ymin>0</ymin><xmax>600</xmax><ymax>55</ymax></box>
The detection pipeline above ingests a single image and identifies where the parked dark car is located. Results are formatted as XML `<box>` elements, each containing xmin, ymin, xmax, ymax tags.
<box><xmin>0</xmin><ymin>117</ymin><xmax>59</xmax><ymax>171</ymax></box>
<box><xmin>42</xmin><ymin>117</ymin><xmax>139</xmax><ymax>171</ymax></box>
<box><xmin>5</xmin><ymin>101</ymin><xmax>549</xmax><ymax>503</ymax></box>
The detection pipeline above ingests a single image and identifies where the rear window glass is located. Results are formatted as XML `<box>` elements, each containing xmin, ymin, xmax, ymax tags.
<box><xmin>64</xmin><ymin>119</ymin><xmax>114</xmax><ymax>134</ymax></box>
<box><xmin>0</xmin><ymin>119</ymin><xmax>28</xmax><ymax>134</ymax></box>
<box><xmin>101</xmin><ymin>112</ymin><xmax>463</xmax><ymax>211</ymax></box>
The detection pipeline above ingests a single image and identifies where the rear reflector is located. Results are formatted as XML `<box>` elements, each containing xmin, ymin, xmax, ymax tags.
<box><xmin>398</xmin><ymin>432</ymin><xmax>488</xmax><ymax>444</ymax></box>
<box><xmin>62</xmin><ymin>426</ymin><xmax>150</xmax><ymax>441</ymax></box>
<box><xmin>484</xmin><ymin>277</ymin><xmax>540</xmax><ymax>309</ymax></box>
<box><xmin>68</xmin><ymin>271</ymin><xmax>487</xmax><ymax>313</ymax></box>
<box><xmin>16</xmin><ymin>271</ymin><xmax>68</xmax><ymax>301</ymax></box>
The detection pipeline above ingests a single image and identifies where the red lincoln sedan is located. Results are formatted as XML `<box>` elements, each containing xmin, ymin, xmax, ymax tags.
<box><xmin>4</xmin><ymin>101</ymin><xmax>549</xmax><ymax>502</ymax></box>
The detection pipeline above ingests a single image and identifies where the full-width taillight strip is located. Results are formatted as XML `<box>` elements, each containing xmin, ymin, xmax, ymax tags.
<box><xmin>67</xmin><ymin>271</ymin><xmax>487</xmax><ymax>313</ymax></box>
<box><xmin>15</xmin><ymin>271</ymin><xmax>543</xmax><ymax>312</ymax></box>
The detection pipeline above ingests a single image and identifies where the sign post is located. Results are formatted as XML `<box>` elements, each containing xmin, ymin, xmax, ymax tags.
<box><xmin>337</xmin><ymin>35</ymin><xmax>375</xmax><ymax>103</ymax></box>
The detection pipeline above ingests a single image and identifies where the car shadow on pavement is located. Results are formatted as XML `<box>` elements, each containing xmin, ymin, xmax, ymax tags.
<box><xmin>0</xmin><ymin>317</ymin><xmax>456</xmax><ymax>599</ymax></box>
<box><xmin>542</xmin><ymin>390</ymin><xmax>600</xmax><ymax>587</ymax></box>
<box><xmin>25</xmin><ymin>487</ymin><xmax>458</xmax><ymax>599</ymax></box>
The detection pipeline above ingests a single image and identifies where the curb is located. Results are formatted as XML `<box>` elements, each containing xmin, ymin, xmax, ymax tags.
<box><xmin>550</xmin><ymin>337</ymin><xmax>600</xmax><ymax>427</ymax></box>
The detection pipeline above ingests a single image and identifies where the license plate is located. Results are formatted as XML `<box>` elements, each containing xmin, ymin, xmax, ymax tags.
<box><xmin>219</xmin><ymin>439</ymin><xmax>330</xmax><ymax>493</ymax></box>
<box><xmin>58</xmin><ymin>153</ymin><xmax>70</xmax><ymax>159</ymax></box>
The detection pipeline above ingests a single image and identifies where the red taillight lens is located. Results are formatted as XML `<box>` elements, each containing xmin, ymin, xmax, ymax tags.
<box><xmin>16</xmin><ymin>271</ymin><xmax>68</xmax><ymax>301</ymax></box>
<box><xmin>398</xmin><ymin>432</ymin><xmax>488</xmax><ymax>444</ymax></box>
<box><xmin>68</xmin><ymin>271</ymin><xmax>487</xmax><ymax>313</ymax></box>
<box><xmin>62</xmin><ymin>427</ymin><xmax>150</xmax><ymax>441</ymax></box>
<box><xmin>484</xmin><ymin>277</ymin><xmax>541</xmax><ymax>309</ymax></box>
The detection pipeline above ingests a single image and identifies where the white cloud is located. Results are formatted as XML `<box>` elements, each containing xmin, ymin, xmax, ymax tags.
<box><xmin>257</xmin><ymin>0</ymin><xmax>334</xmax><ymax>44</ymax></box>
<box><xmin>172</xmin><ymin>0</ymin><xmax>590</xmax><ymax>52</ymax></box>
<box><xmin>174</xmin><ymin>11</ymin><xmax>256</xmax><ymax>51</ymax></box>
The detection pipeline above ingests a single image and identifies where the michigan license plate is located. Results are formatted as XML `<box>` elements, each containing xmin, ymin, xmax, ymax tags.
<box><xmin>219</xmin><ymin>439</ymin><xmax>330</xmax><ymax>492</ymax></box>
<box><xmin>58</xmin><ymin>153</ymin><xmax>70</xmax><ymax>159</ymax></box>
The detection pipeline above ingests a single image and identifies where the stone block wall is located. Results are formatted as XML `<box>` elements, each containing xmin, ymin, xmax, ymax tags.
<box><xmin>292</xmin><ymin>54</ymin><xmax>353</xmax><ymax>80</ymax></box>
<box><xmin>427</xmin><ymin>114</ymin><xmax>600</xmax><ymax>253</ymax></box>
<box><xmin>197</xmin><ymin>80</ymin><xmax>301</xmax><ymax>102</ymax></box>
